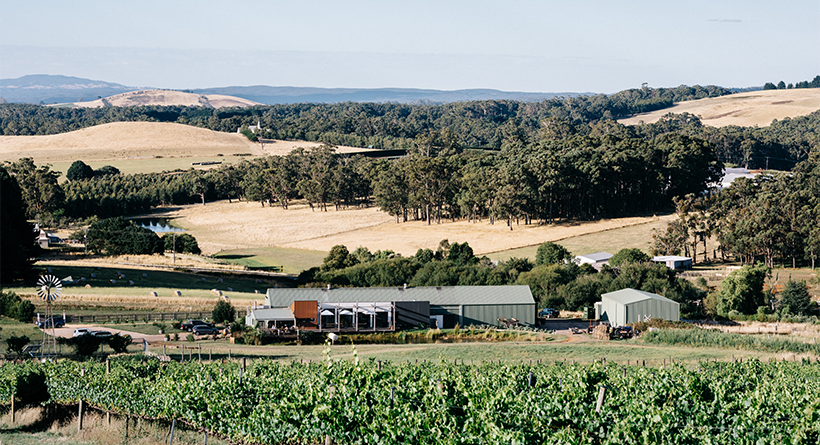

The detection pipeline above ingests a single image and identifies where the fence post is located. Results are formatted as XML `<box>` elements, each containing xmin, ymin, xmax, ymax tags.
<box><xmin>78</xmin><ymin>368</ymin><xmax>85</xmax><ymax>432</ymax></box>
<box><xmin>168</xmin><ymin>419</ymin><xmax>176</xmax><ymax>445</ymax></box>
<box><xmin>10</xmin><ymin>394</ymin><xmax>14</xmax><ymax>423</ymax></box>
<box><xmin>595</xmin><ymin>386</ymin><xmax>607</xmax><ymax>413</ymax></box>
<box><xmin>390</xmin><ymin>387</ymin><xmax>395</xmax><ymax>407</ymax></box>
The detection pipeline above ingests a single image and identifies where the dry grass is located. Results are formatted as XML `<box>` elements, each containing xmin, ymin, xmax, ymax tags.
<box><xmin>66</xmin><ymin>89</ymin><xmax>259</xmax><ymax>108</ymax></box>
<box><xmin>619</xmin><ymin>88</ymin><xmax>820</xmax><ymax>127</ymax></box>
<box><xmin>1</xmin><ymin>407</ymin><xmax>228</xmax><ymax>445</ymax></box>
<box><xmin>155</xmin><ymin>200</ymin><xmax>674</xmax><ymax>257</ymax></box>
<box><xmin>0</xmin><ymin>122</ymin><xmax>374</xmax><ymax>175</ymax></box>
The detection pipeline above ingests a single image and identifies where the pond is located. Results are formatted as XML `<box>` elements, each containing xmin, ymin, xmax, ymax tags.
<box><xmin>130</xmin><ymin>217</ymin><xmax>185</xmax><ymax>233</ymax></box>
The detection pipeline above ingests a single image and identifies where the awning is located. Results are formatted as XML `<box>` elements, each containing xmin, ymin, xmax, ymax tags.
<box><xmin>339</xmin><ymin>309</ymin><xmax>354</xmax><ymax>315</ymax></box>
<box><xmin>320</xmin><ymin>310</ymin><xmax>335</xmax><ymax>316</ymax></box>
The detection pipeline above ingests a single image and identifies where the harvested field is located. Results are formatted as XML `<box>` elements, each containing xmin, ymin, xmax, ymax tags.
<box><xmin>153</xmin><ymin>200</ymin><xmax>675</xmax><ymax>258</ymax></box>
<box><xmin>619</xmin><ymin>88</ymin><xmax>820</xmax><ymax>127</ymax></box>
<box><xmin>0</xmin><ymin>121</ymin><xmax>375</xmax><ymax>175</ymax></box>
<box><xmin>65</xmin><ymin>89</ymin><xmax>260</xmax><ymax>108</ymax></box>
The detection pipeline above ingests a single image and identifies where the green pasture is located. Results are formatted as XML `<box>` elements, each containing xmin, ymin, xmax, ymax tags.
<box><xmin>486</xmin><ymin>216</ymin><xmax>671</xmax><ymax>262</ymax></box>
<box><xmin>3</xmin><ymin>263</ymin><xmax>288</xmax><ymax>310</ymax></box>
<box><xmin>48</xmin><ymin>156</ymin><xmax>253</xmax><ymax>181</ymax></box>
<box><xmin>137</xmin><ymin>337</ymin><xmax>782</xmax><ymax>365</ymax></box>
<box><xmin>213</xmin><ymin>247</ymin><xmax>328</xmax><ymax>274</ymax></box>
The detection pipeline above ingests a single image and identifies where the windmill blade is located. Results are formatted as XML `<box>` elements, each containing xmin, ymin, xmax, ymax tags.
<box><xmin>36</xmin><ymin>275</ymin><xmax>62</xmax><ymax>302</ymax></box>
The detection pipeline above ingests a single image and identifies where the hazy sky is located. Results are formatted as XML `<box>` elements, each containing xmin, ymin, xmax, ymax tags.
<box><xmin>1</xmin><ymin>0</ymin><xmax>818</xmax><ymax>93</ymax></box>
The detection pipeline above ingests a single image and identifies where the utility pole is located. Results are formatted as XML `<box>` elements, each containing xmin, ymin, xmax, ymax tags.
<box><xmin>173</xmin><ymin>232</ymin><xmax>176</xmax><ymax>264</ymax></box>
<box><xmin>84</xmin><ymin>228</ymin><xmax>88</xmax><ymax>255</ymax></box>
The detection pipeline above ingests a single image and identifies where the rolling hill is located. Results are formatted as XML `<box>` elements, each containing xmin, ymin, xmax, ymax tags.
<box><xmin>67</xmin><ymin>89</ymin><xmax>260</xmax><ymax>108</ymax></box>
<box><xmin>619</xmin><ymin>88</ymin><xmax>820</xmax><ymax>127</ymax></box>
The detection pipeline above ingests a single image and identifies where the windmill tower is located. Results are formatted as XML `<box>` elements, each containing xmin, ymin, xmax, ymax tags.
<box><xmin>36</xmin><ymin>275</ymin><xmax>62</xmax><ymax>357</ymax></box>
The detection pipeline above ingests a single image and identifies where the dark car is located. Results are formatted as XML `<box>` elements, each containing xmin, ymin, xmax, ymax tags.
<box><xmin>180</xmin><ymin>319</ymin><xmax>213</xmax><ymax>331</ymax></box>
<box><xmin>36</xmin><ymin>316</ymin><xmax>65</xmax><ymax>329</ymax></box>
<box><xmin>538</xmin><ymin>308</ymin><xmax>559</xmax><ymax>319</ymax></box>
<box><xmin>192</xmin><ymin>325</ymin><xmax>218</xmax><ymax>336</ymax></box>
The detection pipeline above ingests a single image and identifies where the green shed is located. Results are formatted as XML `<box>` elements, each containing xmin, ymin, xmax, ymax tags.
<box><xmin>599</xmin><ymin>288</ymin><xmax>680</xmax><ymax>326</ymax></box>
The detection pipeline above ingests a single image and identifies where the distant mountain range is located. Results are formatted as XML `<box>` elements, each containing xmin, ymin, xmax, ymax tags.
<box><xmin>0</xmin><ymin>74</ymin><xmax>591</xmax><ymax>105</ymax></box>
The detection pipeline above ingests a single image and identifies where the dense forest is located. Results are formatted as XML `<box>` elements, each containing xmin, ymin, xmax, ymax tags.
<box><xmin>2</xmin><ymin>83</ymin><xmax>818</xmax><ymax>169</ymax></box>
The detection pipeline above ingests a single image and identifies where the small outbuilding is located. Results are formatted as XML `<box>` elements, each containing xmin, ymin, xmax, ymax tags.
<box><xmin>651</xmin><ymin>255</ymin><xmax>693</xmax><ymax>270</ymax></box>
<box><xmin>574</xmin><ymin>252</ymin><xmax>613</xmax><ymax>270</ymax></box>
<box><xmin>598</xmin><ymin>288</ymin><xmax>680</xmax><ymax>326</ymax></box>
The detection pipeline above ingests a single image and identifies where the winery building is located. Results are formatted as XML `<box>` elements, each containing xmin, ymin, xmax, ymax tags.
<box><xmin>595</xmin><ymin>288</ymin><xmax>680</xmax><ymax>327</ymax></box>
<box><xmin>245</xmin><ymin>285</ymin><xmax>536</xmax><ymax>331</ymax></box>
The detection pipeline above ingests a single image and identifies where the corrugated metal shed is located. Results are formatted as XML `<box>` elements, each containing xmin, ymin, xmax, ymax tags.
<box><xmin>265</xmin><ymin>286</ymin><xmax>536</xmax><ymax>327</ymax></box>
<box><xmin>245</xmin><ymin>307</ymin><xmax>295</xmax><ymax>328</ymax></box>
<box><xmin>266</xmin><ymin>286</ymin><xmax>534</xmax><ymax>307</ymax></box>
<box><xmin>599</xmin><ymin>288</ymin><xmax>680</xmax><ymax>326</ymax></box>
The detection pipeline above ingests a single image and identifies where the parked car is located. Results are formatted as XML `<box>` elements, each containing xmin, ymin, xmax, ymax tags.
<box><xmin>538</xmin><ymin>308</ymin><xmax>559</xmax><ymax>319</ymax></box>
<box><xmin>73</xmin><ymin>328</ymin><xmax>93</xmax><ymax>337</ymax></box>
<box><xmin>92</xmin><ymin>330</ymin><xmax>113</xmax><ymax>338</ymax></box>
<box><xmin>36</xmin><ymin>316</ymin><xmax>65</xmax><ymax>329</ymax></box>
<box><xmin>181</xmin><ymin>319</ymin><xmax>213</xmax><ymax>331</ymax></box>
<box><xmin>192</xmin><ymin>325</ymin><xmax>218</xmax><ymax>336</ymax></box>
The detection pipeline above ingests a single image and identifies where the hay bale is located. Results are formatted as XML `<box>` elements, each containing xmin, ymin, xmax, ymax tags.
<box><xmin>149</xmin><ymin>291</ymin><xmax>158</xmax><ymax>297</ymax></box>
<box><xmin>85</xmin><ymin>284</ymin><xmax>92</xmax><ymax>288</ymax></box>
<box><xmin>173</xmin><ymin>290</ymin><xmax>182</xmax><ymax>296</ymax></box>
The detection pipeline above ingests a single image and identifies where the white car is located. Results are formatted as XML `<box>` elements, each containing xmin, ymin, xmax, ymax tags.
<box><xmin>73</xmin><ymin>328</ymin><xmax>92</xmax><ymax>337</ymax></box>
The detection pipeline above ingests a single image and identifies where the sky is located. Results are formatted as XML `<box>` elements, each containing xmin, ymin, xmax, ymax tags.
<box><xmin>1</xmin><ymin>0</ymin><xmax>818</xmax><ymax>93</ymax></box>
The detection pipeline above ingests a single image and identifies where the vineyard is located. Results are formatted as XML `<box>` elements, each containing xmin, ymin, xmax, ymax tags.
<box><xmin>2</xmin><ymin>351</ymin><xmax>820</xmax><ymax>444</ymax></box>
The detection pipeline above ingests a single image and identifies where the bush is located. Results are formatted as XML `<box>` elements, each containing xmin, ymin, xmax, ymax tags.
<box><xmin>6</xmin><ymin>335</ymin><xmax>31</xmax><ymax>358</ymax></box>
<box><xmin>108</xmin><ymin>334</ymin><xmax>133</xmax><ymax>353</ymax></box>
<box><xmin>0</xmin><ymin>291</ymin><xmax>36</xmax><ymax>322</ymax></box>
<box><xmin>60</xmin><ymin>335</ymin><xmax>104</xmax><ymax>361</ymax></box>
<box><xmin>162</xmin><ymin>232</ymin><xmax>201</xmax><ymax>254</ymax></box>
<box><xmin>212</xmin><ymin>300</ymin><xmax>236</xmax><ymax>324</ymax></box>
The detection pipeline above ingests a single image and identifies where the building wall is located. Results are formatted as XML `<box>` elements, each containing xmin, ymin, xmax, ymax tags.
<box><xmin>462</xmin><ymin>304</ymin><xmax>535</xmax><ymax>327</ymax></box>
<box><xmin>601</xmin><ymin>298</ymin><xmax>680</xmax><ymax>326</ymax></box>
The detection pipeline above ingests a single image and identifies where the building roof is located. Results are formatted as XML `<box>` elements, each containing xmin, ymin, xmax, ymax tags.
<box><xmin>652</xmin><ymin>256</ymin><xmax>692</xmax><ymax>262</ymax></box>
<box><xmin>576</xmin><ymin>252</ymin><xmax>613</xmax><ymax>262</ymax></box>
<box><xmin>601</xmin><ymin>288</ymin><xmax>679</xmax><ymax>305</ymax></box>
<box><xmin>250</xmin><ymin>307</ymin><xmax>295</xmax><ymax>320</ymax></box>
<box><xmin>265</xmin><ymin>285</ymin><xmax>535</xmax><ymax>307</ymax></box>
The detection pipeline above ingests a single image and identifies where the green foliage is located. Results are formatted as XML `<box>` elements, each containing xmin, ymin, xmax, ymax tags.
<box><xmin>778</xmin><ymin>279</ymin><xmax>814</xmax><ymax>315</ymax></box>
<box><xmin>3</xmin><ymin>158</ymin><xmax>64</xmax><ymax>219</ymax></box>
<box><xmin>321</xmin><ymin>245</ymin><xmax>357</xmax><ymax>271</ymax></box>
<box><xmin>0</xmin><ymin>291</ymin><xmax>36</xmax><ymax>322</ymax></box>
<box><xmin>0</xmin><ymin>364</ymin><xmax>49</xmax><ymax>405</ymax></box>
<box><xmin>6</xmin><ymin>356</ymin><xmax>820</xmax><ymax>443</ymax></box>
<box><xmin>86</xmin><ymin>217</ymin><xmax>164</xmax><ymax>255</ymax></box>
<box><xmin>535</xmin><ymin>242</ymin><xmax>572</xmax><ymax>266</ymax></box>
<box><xmin>0</xmin><ymin>166</ymin><xmax>38</xmax><ymax>282</ymax></box>
<box><xmin>66</xmin><ymin>160</ymin><xmax>94</xmax><ymax>181</ymax></box>
<box><xmin>162</xmin><ymin>232</ymin><xmax>201</xmax><ymax>254</ymax></box>
<box><xmin>94</xmin><ymin>165</ymin><xmax>120</xmax><ymax>177</ymax></box>
<box><xmin>642</xmin><ymin>327</ymin><xmax>820</xmax><ymax>356</ymax></box>
<box><xmin>60</xmin><ymin>334</ymin><xmax>104</xmax><ymax>360</ymax></box>
<box><xmin>608</xmin><ymin>248</ymin><xmax>650</xmax><ymax>267</ymax></box>
<box><xmin>5</xmin><ymin>335</ymin><xmax>30</xmax><ymax>358</ymax></box>
<box><xmin>212</xmin><ymin>300</ymin><xmax>236</xmax><ymax>324</ymax></box>
<box><xmin>712</xmin><ymin>263</ymin><xmax>770</xmax><ymax>316</ymax></box>
<box><xmin>107</xmin><ymin>333</ymin><xmax>133</xmax><ymax>353</ymax></box>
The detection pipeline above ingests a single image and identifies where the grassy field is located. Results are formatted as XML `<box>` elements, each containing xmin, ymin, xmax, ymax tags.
<box><xmin>213</xmin><ymin>247</ymin><xmax>328</xmax><ymax>274</ymax></box>
<box><xmin>3</xmin><ymin>263</ymin><xmax>283</xmax><ymax>312</ymax></box>
<box><xmin>47</xmin><ymin>156</ymin><xmax>246</xmax><ymax>180</ymax></box>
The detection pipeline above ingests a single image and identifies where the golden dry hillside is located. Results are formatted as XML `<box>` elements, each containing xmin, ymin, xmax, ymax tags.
<box><xmin>0</xmin><ymin>122</ymin><xmax>375</xmax><ymax>170</ymax></box>
<box><xmin>619</xmin><ymin>88</ymin><xmax>820</xmax><ymax>127</ymax></box>
<box><xmin>0</xmin><ymin>122</ymin><xmax>262</xmax><ymax>164</ymax></box>
<box><xmin>65</xmin><ymin>89</ymin><xmax>260</xmax><ymax>108</ymax></box>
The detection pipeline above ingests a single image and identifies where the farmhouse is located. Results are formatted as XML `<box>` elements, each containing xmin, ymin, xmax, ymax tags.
<box><xmin>245</xmin><ymin>285</ymin><xmax>536</xmax><ymax>331</ymax></box>
<box><xmin>651</xmin><ymin>255</ymin><xmax>693</xmax><ymax>270</ymax></box>
<box><xmin>595</xmin><ymin>288</ymin><xmax>680</xmax><ymax>327</ymax></box>
<box><xmin>574</xmin><ymin>252</ymin><xmax>613</xmax><ymax>270</ymax></box>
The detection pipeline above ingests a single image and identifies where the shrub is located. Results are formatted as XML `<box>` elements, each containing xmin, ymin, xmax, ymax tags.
<box><xmin>108</xmin><ymin>334</ymin><xmax>133</xmax><ymax>353</ymax></box>
<box><xmin>6</xmin><ymin>335</ymin><xmax>30</xmax><ymax>358</ymax></box>
<box><xmin>212</xmin><ymin>300</ymin><xmax>236</xmax><ymax>324</ymax></box>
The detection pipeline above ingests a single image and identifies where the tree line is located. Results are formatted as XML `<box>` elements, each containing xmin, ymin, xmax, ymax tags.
<box><xmin>762</xmin><ymin>75</ymin><xmax>820</xmax><ymax>90</ymax></box>
<box><xmin>4</xmin><ymin>125</ymin><xmax>723</xmax><ymax>228</ymax></box>
<box><xmin>652</xmin><ymin>153</ymin><xmax>820</xmax><ymax>271</ymax></box>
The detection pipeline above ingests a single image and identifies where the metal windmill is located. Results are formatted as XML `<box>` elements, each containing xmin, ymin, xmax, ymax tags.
<box><xmin>36</xmin><ymin>275</ymin><xmax>62</xmax><ymax>357</ymax></box>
